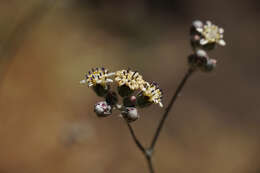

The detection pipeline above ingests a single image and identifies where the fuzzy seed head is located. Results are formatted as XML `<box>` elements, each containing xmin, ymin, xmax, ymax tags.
<box><xmin>81</xmin><ymin>67</ymin><xmax>114</xmax><ymax>87</ymax></box>
<box><xmin>140</xmin><ymin>82</ymin><xmax>163</xmax><ymax>107</ymax></box>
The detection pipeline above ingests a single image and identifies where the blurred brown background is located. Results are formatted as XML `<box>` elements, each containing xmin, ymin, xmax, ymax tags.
<box><xmin>0</xmin><ymin>0</ymin><xmax>259</xmax><ymax>173</ymax></box>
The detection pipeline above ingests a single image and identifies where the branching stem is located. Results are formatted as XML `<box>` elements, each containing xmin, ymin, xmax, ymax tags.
<box><xmin>149</xmin><ymin>68</ymin><xmax>194</xmax><ymax>149</ymax></box>
<box><xmin>126</xmin><ymin>68</ymin><xmax>194</xmax><ymax>173</ymax></box>
<box><xmin>126</xmin><ymin>122</ymin><xmax>145</xmax><ymax>154</ymax></box>
<box><xmin>126</xmin><ymin>122</ymin><xmax>154</xmax><ymax>173</ymax></box>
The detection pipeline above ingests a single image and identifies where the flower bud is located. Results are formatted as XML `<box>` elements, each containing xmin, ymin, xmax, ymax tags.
<box><xmin>190</xmin><ymin>34</ymin><xmax>202</xmax><ymax>50</ymax></box>
<box><xmin>94</xmin><ymin>101</ymin><xmax>112</xmax><ymax>117</ymax></box>
<box><xmin>121</xmin><ymin>107</ymin><xmax>139</xmax><ymax>123</ymax></box>
<box><xmin>105</xmin><ymin>91</ymin><xmax>118</xmax><ymax>106</ymax></box>
<box><xmin>117</xmin><ymin>85</ymin><xmax>134</xmax><ymax>98</ymax></box>
<box><xmin>136</xmin><ymin>94</ymin><xmax>152</xmax><ymax>108</ymax></box>
<box><xmin>190</xmin><ymin>20</ymin><xmax>203</xmax><ymax>36</ymax></box>
<box><xmin>123</xmin><ymin>96</ymin><xmax>136</xmax><ymax>107</ymax></box>
<box><xmin>190</xmin><ymin>20</ymin><xmax>203</xmax><ymax>50</ymax></box>
<box><xmin>200</xmin><ymin>58</ymin><xmax>217</xmax><ymax>72</ymax></box>
<box><xmin>92</xmin><ymin>84</ymin><xmax>110</xmax><ymax>97</ymax></box>
<box><xmin>188</xmin><ymin>49</ymin><xmax>208</xmax><ymax>69</ymax></box>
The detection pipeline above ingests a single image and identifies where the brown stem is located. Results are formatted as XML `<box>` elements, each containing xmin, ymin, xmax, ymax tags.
<box><xmin>126</xmin><ymin>68</ymin><xmax>194</xmax><ymax>173</ymax></box>
<box><xmin>150</xmin><ymin>68</ymin><xmax>194</xmax><ymax>150</ymax></box>
<box><xmin>126</xmin><ymin>122</ymin><xmax>145</xmax><ymax>154</ymax></box>
<box><xmin>126</xmin><ymin>122</ymin><xmax>154</xmax><ymax>173</ymax></box>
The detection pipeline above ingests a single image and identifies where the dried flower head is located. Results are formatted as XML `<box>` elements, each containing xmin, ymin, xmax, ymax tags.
<box><xmin>115</xmin><ymin>69</ymin><xmax>145</xmax><ymax>90</ymax></box>
<box><xmin>139</xmin><ymin>82</ymin><xmax>163</xmax><ymax>107</ymax></box>
<box><xmin>81</xmin><ymin>67</ymin><xmax>163</xmax><ymax>122</ymax></box>
<box><xmin>196</xmin><ymin>21</ymin><xmax>226</xmax><ymax>46</ymax></box>
<box><xmin>80</xmin><ymin>67</ymin><xmax>114</xmax><ymax>87</ymax></box>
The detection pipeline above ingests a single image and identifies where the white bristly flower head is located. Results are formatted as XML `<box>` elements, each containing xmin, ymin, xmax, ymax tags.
<box><xmin>115</xmin><ymin>69</ymin><xmax>145</xmax><ymax>90</ymax></box>
<box><xmin>196</xmin><ymin>21</ymin><xmax>226</xmax><ymax>46</ymax></box>
<box><xmin>140</xmin><ymin>82</ymin><xmax>163</xmax><ymax>107</ymax></box>
<box><xmin>80</xmin><ymin>67</ymin><xmax>114</xmax><ymax>87</ymax></box>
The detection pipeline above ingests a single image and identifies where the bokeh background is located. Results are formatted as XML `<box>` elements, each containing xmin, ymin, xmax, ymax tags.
<box><xmin>0</xmin><ymin>0</ymin><xmax>259</xmax><ymax>173</ymax></box>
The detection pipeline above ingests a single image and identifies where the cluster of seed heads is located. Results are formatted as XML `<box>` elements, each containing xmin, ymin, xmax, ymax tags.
<box><xmin>81</xmin><ymin>68</ymin><xmax>163</xmax><ymax>123</ymax></box>
<box><xmin>80</xmin><ymin>20</ymin><xmax>226</xmax><ymax>122</ymax></box>
<box><xmin>79</xmin><ymin>20</ymin><xmax>226</xmax><ymax>173</ymax></box>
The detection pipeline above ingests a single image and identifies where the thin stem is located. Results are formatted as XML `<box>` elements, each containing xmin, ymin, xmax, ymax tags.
<box><xmin>125</xmin><ymin>68</ymin><xmax>194</xmax><ymax>173</ymax></box>
<box><xmin>146</xmin><ymin>156</ymin><xmax>154</xmax><ymax>173</ymax></box>
<box><xmin>126</xmin><ymin>122</ymin><xmax>154</xmax><ymax>173</ymax></box>
<box><xmin>150</xmin><ymin>68</ymin><xmax>194</xmax><ymax>149</ymax></box>
<box><xmin>126</xmin><ymin>122</ymin><xmax>146</xmax><ymax>154</ymax></box>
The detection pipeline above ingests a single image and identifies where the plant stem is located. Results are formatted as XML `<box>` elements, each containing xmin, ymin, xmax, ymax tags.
<box><xmin>126</xmin><ymin>122</ymin><xmax>154</xmax><ymax>173</ymax></box>
<box><xmin>126</xmin><ymin>122</ymin><xmax>145</xmax><ymax>154</ymax></box>
<box><xmin>149</xmin><ymin>68</ymin><xmax>194</xmax><ymax>149</ymax></box>
<box><xmin>126</xmin><ymin>68</ymin><xmax>194</xmax><ymax>173</ymax></box>
<box><xmin>146</xmin><ymin>155</ymin><xmax>154</xmax><ymax>173</ymax></box>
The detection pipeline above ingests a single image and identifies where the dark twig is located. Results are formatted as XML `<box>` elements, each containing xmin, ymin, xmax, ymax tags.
<box><xmin>126</xmin><ymin>67</ymin><xmax>194</xmax><ymax>173</ymax></box>
<box><xmin>126</xmin><ymin>122</ymin><xmax>154</xmax><ymax>173</ymax></box>
<box><xmin>150</xmin><ymin>68</ymin><xmax>194</xmax><ymax>149</ymax></box>
<box><xmin>146</xmin><ymin>155</ymin><xmax>154</xmax><ymax>173</ymax></box>
<box><xmin>126</xmin><ymin>122</ymin><xmax>145</xmax><ymax>154</ymax></box>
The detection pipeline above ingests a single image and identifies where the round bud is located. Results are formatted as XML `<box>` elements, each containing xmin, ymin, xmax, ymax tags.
<box><xmin>188</xmin><ymin>49</ymin><xmax>209</xmax><ymax>69</ymax></box>
<box><xmin>196</xmin><ymin>49</ymin><xmax>208</xmax><ymax>58</ymax></box>
<box><xmin>92</xmin><ymin>84</ymin><xmax>110</xmax><ymax>97</ymax></box>
<box><xmin>192</xmin><ymin>20</ymin><xmax>203</xmax><ymax>28</ymax></box>
<box><xmin>121</xmin><ymin>107</ymin><xmax>139</xmax><ymax>123</ymax></box>
<box><xmin>190</xmin><ymin>34</ymin><xmax>202</xmax><ymax>50</ymax></box>
<box><xmin>190</xmin><ymin>20</ymin><xmax>204</xmax><ymax>50</ymax></box>
<box><xmin>201</xmin><ymin>58</ymin><xmax>217</xmax><ymax>72</ymax></box>
<box><xmin>190</xmin><ymin>20</ymin><xmax>203</xmax><ymax>36</ymax></box>
<box><xmin>94</xmin><ymin>101</ymin><xmax>112</xmax><ymax>117</ymax></box>
<box><xmin>123</xmin><ymin>96</ymin><xmax>136</xmax><ymax>107</ymax></box>
<box><xmin>136</xmin><ymin>94</ymin><xmax>152</xmax><ymax>108</ymax></box>
<box><xmin>117</xmin><ymin>85</ymin><xmax>134</xmax><ymax>98</ymax></box>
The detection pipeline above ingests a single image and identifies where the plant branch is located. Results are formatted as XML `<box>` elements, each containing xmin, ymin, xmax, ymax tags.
<box><xmin>126</xmin><ymin>67</ymin><xmax>194</xmax><ymax>173</ymax></box>
<box><xmin>146</xmin><ymin>155</ymin><xmax>154</xmax><ymax>173</ymax></box>
<box><xmin>126</xmin><ymin>122</ymin><xmax>146</xmax><ymax>154</ymax></box>
<box><xmin>126</xmin><ymin>122</ymin><xmax>154</xmax><ymax>173</ymax></box>
<box><xmin>149</xmin><ymin>67</ymin><xmax>194</xmax><ymax>149</ymax></box>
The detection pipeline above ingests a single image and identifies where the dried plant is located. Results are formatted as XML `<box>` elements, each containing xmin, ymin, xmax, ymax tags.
<box><xmin>81</xmin><ymin>20</ymin><xmax>226</xmax><ymax>173</ymax></box>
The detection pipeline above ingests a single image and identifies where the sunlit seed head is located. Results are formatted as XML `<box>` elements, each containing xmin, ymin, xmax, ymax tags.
<box><xmin>81</xmin><ymin>67</ymin><xmax>114</xmax><ymax>87</ymax></box>
<box><xmin>196</xmin><ymin>20</ymin><xmax>226</xmax><ymax>46</ymax></box>
<box><xmin>115</xmin><ymin>69</ymin><xmax>145</xmax><ymax>90</ymax></box>
<box><xmin>140</xmin><ymin>82</ymin><xmax>163</xmax><ymax>107</ymax></box>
